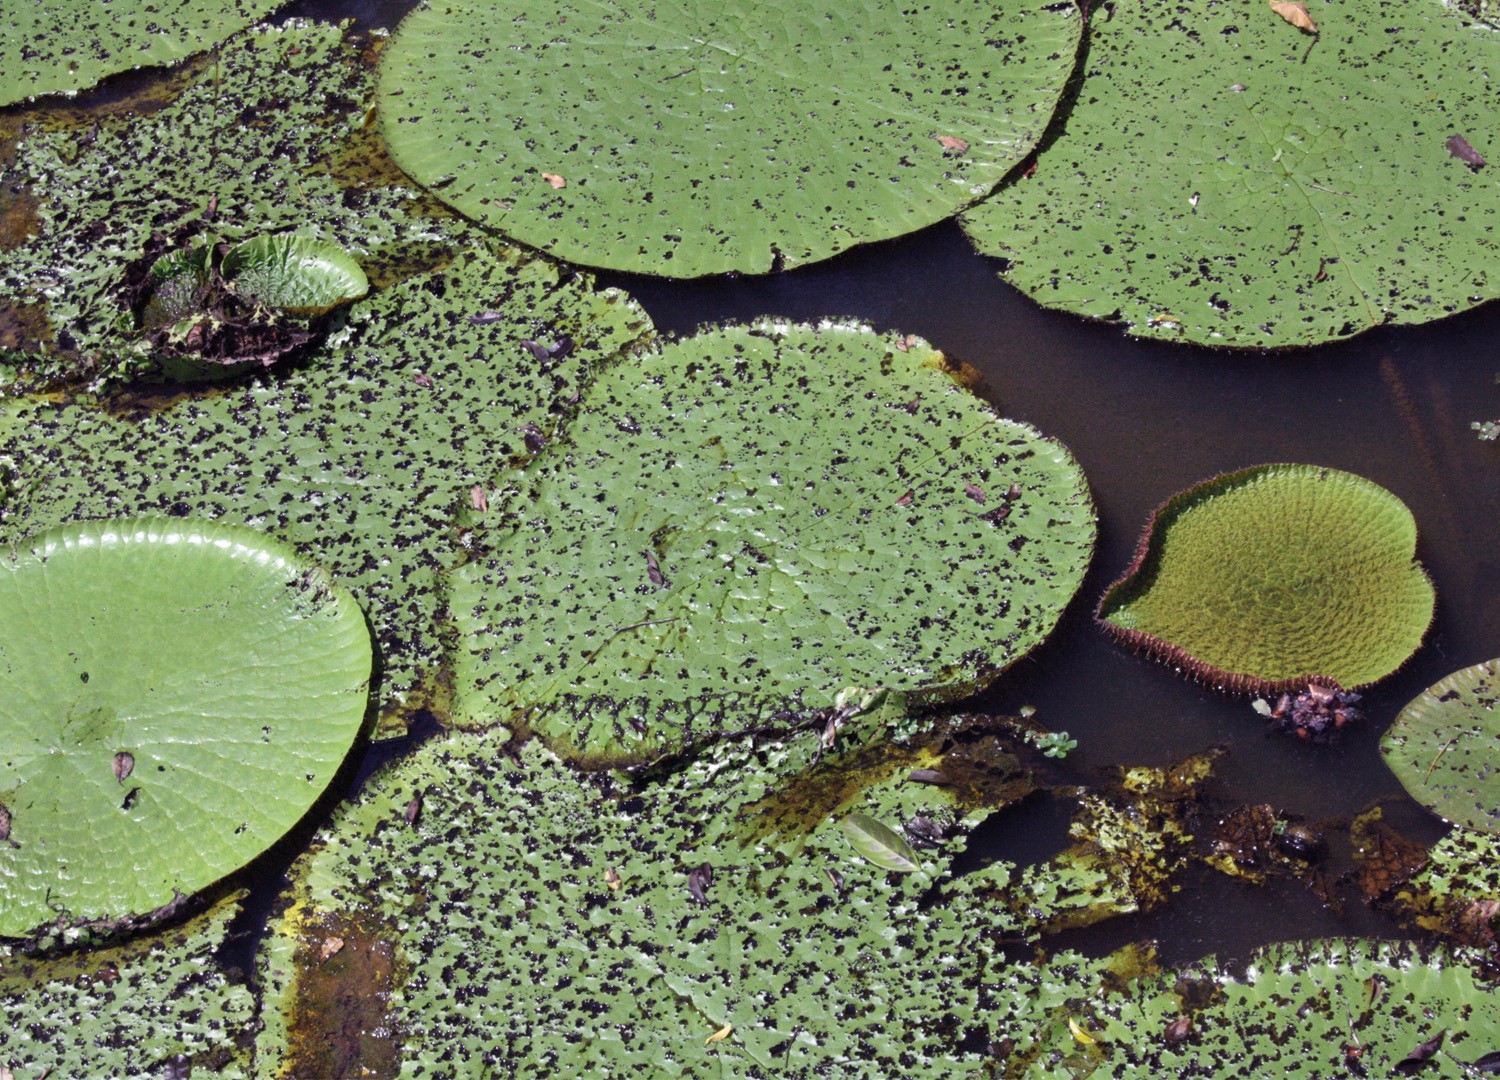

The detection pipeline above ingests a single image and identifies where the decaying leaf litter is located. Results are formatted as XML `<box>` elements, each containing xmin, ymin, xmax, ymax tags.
<box><xmin>2</xmin><ymin>2</ymin><xmax>1500</xmax><ymax>1076</ymax></box>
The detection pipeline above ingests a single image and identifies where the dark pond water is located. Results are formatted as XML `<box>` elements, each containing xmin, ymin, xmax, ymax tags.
<box><xmin>18</xmin><ymin>0</ymin><xmax>1500</xmax><ymax>980</ymax></box>
<box><xmin>293</xmin><ymin>0</ymin><xmax>1499</xmax><ymax>968</ymax></box>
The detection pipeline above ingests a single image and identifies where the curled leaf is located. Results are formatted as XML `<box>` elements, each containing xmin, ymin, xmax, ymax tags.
<box><xmin>541</xmin><ymin>172</ymin><xmax>567</xmax><ymax>189</ymax></box>
<box><xmin>688</xmin><ymin>862</ymin><xmax>713</xmax><ymax>905</ymax></box>
<box><xmin>1447</xmin><ymin>134</ymin><xmax>1487</xmax><ymax>167</ymax></box>
<box><xmin>906</xmin><ymin>769</ymin><xmax>951</xmax><ymax>786</ymax></box>
<box><xmin>1395</xmin><ymin>1029</ymin><xmax>1445</xmax><ymax>1074</ymax></box>
<box><xmin>1068</xmin><ymin>1016</ymin><xmax>1097</xmax><ymax>1045</ymax></box>
<box><xmin>840</xmin><ymin>812</ymin><xmax>921</xmax><ymax>873</ymax></box>
<box><xmin>113</xmin><ymin>751</ymin><xmax>135</xmax><ymax>784</ymax></box>
<box><xmin>936</xmin><ymin>135</ymin><xmax>969</xmax><ymax>152</ymax></box>
<box><xmin>603</xmin><ymin>866</ymin><xmax>622</xmax><ymax>891</ymax></box>
<box><xmin>1269</xmin><ymin>1</ymin><xmax>1317</xmax><ymax>33</ymax></box>
<box><xmin>706</xmin><ymin>1023</ymin><xmax>733</xmax><ymax>1045</ymax></box>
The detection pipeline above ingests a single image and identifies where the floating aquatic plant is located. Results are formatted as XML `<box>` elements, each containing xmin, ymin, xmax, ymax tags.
<box><xmin>131</xmin><ymin>230</ymin><xmax>368</xmax><ymax>377</ymax></box>
<box><xmin>377</xmin><ymin>0</ymin><xmax>1082</xmax><ymax>276</ymax></box>
<box><xmin>962</xmin><ymin>0</ymin><xmax>1500</xmax><ymax>347</ymax></box>
<box><xmin>1382</xmin><ymin>658</ymin><xmax>1500</xmax><ymax>834</ymax></box>
<box><xmin>450</xmin><ymin>320</ymin><xmax>1095</xmax><ymax>767</ymax></box>
<box><xmin>0</xmin><ymin>518</ymin><xmax>371</xmax><ymax>939</ymax></box>
<box><xmin>0</xmin><ymin>21</ymin><xmax>476</xmax><ymax>389</ymax></box>
<box><xmin>0</xmin><ymin>891</ymin><xmax>256</xmax><ymax>1075</ymax></box>
<box><xmin>0</xmin><ymin>0</ymin><xmax>284</xmax><ymax>107</ymax></box>
<box><xmin>1098</xmin><ymin>464</ymin><xmax>1434</xmax><ymax>694</ymax></box>
<box><xmin>257</xmin><ymin>718</ymin><xmax>1134</xmax><ymax>1076</ymax></box>
<box><xmin>0</xmin><ymin>247</ymin><xmax>654</xmax><ymax>737</ymax></box>
<box><xmin>1028</xmin><ymin>937</ymin><xmax>1500</xmax><ymax>1077</ymax></box>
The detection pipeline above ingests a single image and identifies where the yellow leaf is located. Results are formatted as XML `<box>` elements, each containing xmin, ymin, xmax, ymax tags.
<box><xmin>1068</xmin><ymin>1017</ymin><xmax>1097</xmax><ymax>1045</ymax></box>
<box><xmin>541</xmin><ymin>172</ymin><xmax>567</xmax><ymax>189</ymax></box>
<box><xmin>706</xmin><ymin>1023</ymin><xmax>733</xmax><ymax>1045</ymax></box>
<box><xmin>1269</xmin><ymin>1</ymin><xmax>1317</xmax><ymax>33</ymax></box>
<box><xmin>603</xmin><ymin>866</ymin><xmax>622</xmax><ymax>891</ymax></box>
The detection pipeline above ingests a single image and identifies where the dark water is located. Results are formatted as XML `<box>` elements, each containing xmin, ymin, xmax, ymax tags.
<box><xmin>33</xmin><ymin>0</ymin><xmax>1500</xmax><ymax>974</ymax></box>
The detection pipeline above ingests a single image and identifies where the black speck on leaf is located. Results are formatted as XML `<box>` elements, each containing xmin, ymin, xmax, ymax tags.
<box><xmin>121</xmin><ymin>786</ymin><xmax>141</xmax><ymax>811</ymax></box>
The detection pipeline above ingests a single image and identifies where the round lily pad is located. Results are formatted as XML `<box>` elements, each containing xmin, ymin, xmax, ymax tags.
<box><xmin>1381</xmin><ymin>659</ymin><xmax>1500</xmax><ymax>834</ymax></box>
<box><xmin>961</xmin><ymin>0</ymin><xmax>1500</xmax><ymax>347</ymax></box>
<box><xmin>1097</xmin><ymin>464</ymin><xmax>1434</xmax><ymax>692</ymax></box>
<box><xmin>0</xmin><ymin>0</ymin><xmax>285</xmax><ymax>107</ymax></box>
<box><xmin>377</xmin><ymin>0</ymin><xmax>1082</xmax><ymax>276</ymax></box>
<box><xmin>451</xmin><ymin>321</ymin><xmax>1096</xmax><ymax>766</ymax></box>
<box><xmin>0</xmin><ymin>518</ymin><xmax>372</xmax><ymax>938</ymax></box>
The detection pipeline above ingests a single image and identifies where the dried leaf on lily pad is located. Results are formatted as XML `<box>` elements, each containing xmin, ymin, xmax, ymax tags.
<box><xmin>1268</xmin><ymin>1</ymin><xmax>1317</xmax><ymax>33</ymax></box>
<box><xmin>841</xmin><ymin>813</ymin><xmax>922</xmax><ymax>874</ymax></box>
<box><xmin>1098</xmin><ymin>464</ymin><xmax>1434</xmax><ymax>693</ymax></box>
<box><xmin>449</xmin><ymin>321</ymin><xmax>1095</xmax><ymax>767</ymax></box>
<box><xmin>1381</xmin><ymin>659</ymin><xmax>1500</xmax><ymax>834</ymax></box>
<box><xmin>376</xmin><ymin>0</ymin><xmax>1082</xmax><ymax>275</ymax></box>
<box><xmin>0</xmin><ymin>518</ymin><xmax>371</xmax><ymax>938</ymax></box>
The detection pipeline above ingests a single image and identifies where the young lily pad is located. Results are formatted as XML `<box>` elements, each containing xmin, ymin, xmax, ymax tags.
<box><xmin>1098</xmin><ymin>465</ymin><xmax>1434</xmax><ymax>693</ymax></box>
<box><xmin>0</xmin><ymin>517</ymin><xmax>371</xmax><ymax>938</ymax></box>
<box><xmin>377</xmin><ymin>0</ymin><xmax>1082</xmax><ymax>276</ymax></box>
<box><xmin>1381</xmin><ymin>659</ymin><xmax>1500</xmax><ymax>833</ymax></box>
<box><xmin>961</xmin><ymin>0</ymin><xmax>1500</xmax><ymax>347</ymax></box>
<box><xmin>1029</xmin><ymin>938</ymin><xmax>1500</xmax><ymax>1077</ymax></box>
<box><xmin>0</xmin><ymin>0</ymin><xmax>284</xmax><ymax>107</ymax></box>
<box><xmin>450</xmin><ymin>321</ymin><xmax>1095</xmax><ymax>767</ymax></box>
<box><xmin>221</xmin><ymin>234</ymin><xmax>369</xmax><ymax>314</ymax></box>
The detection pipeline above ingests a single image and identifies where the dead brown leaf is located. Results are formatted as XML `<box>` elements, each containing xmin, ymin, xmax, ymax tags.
<box><xmin>1269</xmin><ymin>1</ymin><xmax>1317</xmax><ymax>33</ymax></box>
<box><xmin>541</xmin><ymin>172</ymin><xmax>567</xmax><ymax>189</ymax></box>
<box><xmin>470</xmin><ymin>484</ymin><xmax>488</xmax><ymax>512</ymax></box>
<box><xmin>936</xmin><ymin>135</ymin><xmax>969</xmax><ymax>152</ymax></box>
<box><xmin>319</xmin><ymin>935</ymin><xmax>345</xmax><ymax>962</ymax></box>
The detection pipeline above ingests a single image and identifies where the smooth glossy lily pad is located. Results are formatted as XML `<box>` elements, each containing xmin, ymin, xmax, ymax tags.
<box><xmin>1028</xmin><ymin>938</ymin><xmax>1500</xmax><ymax>1077</ymax></box>
<box><xmin>1098</xmin><ymin>464</ymin><xmax>1434</xmax><ymax>692</ymax></box>
<box><xmin>961</xmin><ymin>0</ymin><xmax>1500</xmax><ymax>347</ymax></box>
<box><xmin>450</xmin><ymin>321</ymin><xmax>1095</xmax><ymax>766</ymax></box>
<box><xmin>0</xmin><ymin>0</ymin><xmax>285</xmax><ymax>107</ymax></box>
<box><xmin>221</xmin><ymin>234</ymin><xmax>369</xmax><ymax>313</ymax></box>
<box><xmin>0</xmin><ymin>517</ymin><xmax>371</xmax><ymax>938</ymax></box>
<box><xmin>377</xmin><ymin>0</ymin><xmax>1082</xmax><ymax>276</ymax></box>
<box><xmin>1382</xmin><ymin>659</ymin><xmax>1500</xmax><ymax>833</ymax></box>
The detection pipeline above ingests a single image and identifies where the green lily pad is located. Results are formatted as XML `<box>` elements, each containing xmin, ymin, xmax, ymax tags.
<box><xmin>450</xmin><ymin>321</ymin><xmax>1095</xmax><ymax>767</ymax></box>
<box><xmin>1028</xmin><ymin>938</ymin><xmax>1500</xmax><ymax>1077</ymax></box>
<box><xmin>0</xmin><ymin>891</ymin><xmax>256</xmax><ymax>1075</ymax></box>
<box><xmin>0</xmin><ymin>246</ymin><xmax>654</xmax><ymax>737</ymax></box>
<box><xmin>961</xmin><ymin>0</ymin><xmax>1500</xmax><ymax>348</ymax></box>
<box><xmin>1097</xmin><ymin>464</ymin><xmax>1434</xmax><ymax>692</ymax></box>
<box><xmin>0</xmin><ymin>517</ymin><xmax>371</xmax><ymax>938</ymax></box>
<box><xmin>376</xmin><ymin>0</ymin><xmax>1082</xmax><ymax>276</ymax></box>
<box><xmin>258</xmin><ymin>722</ymin><xmax>1117</xmax><ymax>1075</ymax></box>
<box><xmin>1381</xmin><ymin>659</ymin><xmax>1500</xmax><ymax>833</ymax></box>
<box><xmin>221</xmin><ymin>234</ymin><xmax>369</xmax><ymax>313</ymax></box>
<box><xmin>0</xmin><ymin>0</ymin><xmax>285</xmax><ymax>107</ymax></box>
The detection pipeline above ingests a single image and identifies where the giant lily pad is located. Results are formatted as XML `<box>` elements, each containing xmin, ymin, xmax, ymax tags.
<box><xmin>450</xmin><ymin>321</ymin><xmax>1095</xmax><ymax>766</ymax></box>
<box><xmin>1028</xmin><ymin>938</ymin><xmax>1500</xmax><ymax>1077</ymax></box>
<box><xmin>0</xmin><ymin>892</ymin><xmax>256</xmax><ymax>1074</ymax></box>
<box><xmin>0</xmin><ymin>517</ymin><xmax>371</xmax><ymax>938</ymax></box>
<box><xmin>1382</xmin><ymin>659</ymin><xmax>1500</xmax><ymax>833</ymax></box>
<box><xmin>376</xmin><ymin>0</ymin><xmax>1082</xmax><ymax>276</ymax></box>
<box><xmin>961</xmin><ymin>0</ymin><xmax>1500</xmax><ymax>347</ymax></box>
<box><xmin>0</xmin><ymin>0</ymin><xmax>285</xmax><ymax>107</ymax></box>
<box><xmin>1098</xmin><ymin>465</ymin><xmax>1434</xmax><ymax>692</ymax></box>
<box><xmin>0</xmin><ymin>247</ymin><xmax>653</xmax><ymax>736</ymax></box>
<box><xmin>257</xmin><ymin>721</ymin><xmax>1120</xmax><ymax>1075</ymax></box>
